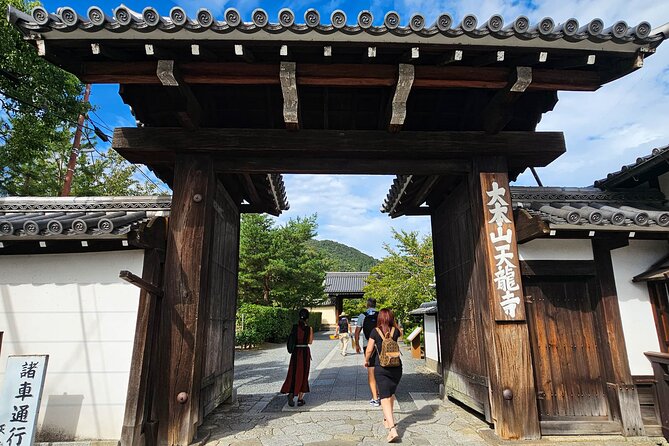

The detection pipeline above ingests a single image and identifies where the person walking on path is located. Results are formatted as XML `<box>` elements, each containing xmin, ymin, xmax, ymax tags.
<box><xmin>281</xmin><ymin>308</ymin><xmax>314</xmax><ymax>407</ymax></box>
<box><xmin>355</xmin><ymin>298</ymin><xmax>380</xmax><ymax>407</ymax></box>
<box><xmin>334</xmin><ymin>313</ymin><xmax>352</xmax><ymax>356</ymax></box>
<box><xmin>364</xmin><ymin>308</ymin><xmax>402</xmax><ymax>443</ymax></box>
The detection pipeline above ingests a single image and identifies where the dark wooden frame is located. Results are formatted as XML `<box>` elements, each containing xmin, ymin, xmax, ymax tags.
<box><xmin>648</xmin><ymin>281</ymin><xmax>669</xmax><ymax>354</ymax></box>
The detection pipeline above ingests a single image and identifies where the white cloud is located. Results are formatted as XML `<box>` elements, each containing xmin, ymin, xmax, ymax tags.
<box><xmin>275</xmin><ymin>175</ymin><xmax>431</xmax><ymax>259</ymax></box>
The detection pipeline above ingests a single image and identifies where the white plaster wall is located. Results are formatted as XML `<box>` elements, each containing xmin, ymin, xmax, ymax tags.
<box><xmin>424</xmin><ymin>315</ymin><xmax>439</xmax><ymax>363</ymax></box>
<box><xmin>611</xmin><ymin>240</ymin><xmax>667</xmax><ymax>376</ymax></box>
<box><xmin>0</xmin><ymin>250</ymin><xmax>144</xmax><ymax>440</ymax></box>
<box><xmin>518</xmin><ymin>238</ymin><xmax>594</xmax><ymax>260</ymax></box>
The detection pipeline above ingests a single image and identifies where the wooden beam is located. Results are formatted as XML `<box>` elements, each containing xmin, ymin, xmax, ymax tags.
<box><xmin>210</xmin><ymin>157</ymin><xmax>471</xmax><ymax>175</ymax></box>
<box><xmin>241</xmin><ymin>173</ymin><xmax>262</xmax><ymax>206</ymax></box>
<box><xmin>113</xmin><ymin>128</ymin><xmax>566</xmax><ymax>165</ymax></box>
<box><xmin>389</xmin><ymin>64</ymin><xmax>415</xmax><ymax>133</ymax></box>
<box><xmin>483</xmin><ymin>66</ymin><xmax>532</xmax><ymax>134</ymax></box>
<box><xmin>234</xmin><ymin>44</ymin><xmax>255</xmax><ymax>63</ymax></box>
<box><xmin>79</xmin><ymin>62</ymin><xmax>602</xmax><ymax>92</ymax></box>
<box><xmin>156</xmin><ymin>60</ymin><xmax>202</xmax><ymax>130</ymax></box>
<box><xmin>119</xmin><ymin>270</ymin><xmax>164</xmax><ymax>297</ymax></box>
<box><xmin>514</xmin><ymin>208</ymin><xmax>549</xmax><ymax>244</ymax></box>
<box><xmin>592</xmin><ymin>238</ymin><xmax>646</xmax><ymax>437</ymax></box>
<box><xmin>279</xmin><ymin>61</ymin><xmax>299</xmax><ymax>130</ymax></box>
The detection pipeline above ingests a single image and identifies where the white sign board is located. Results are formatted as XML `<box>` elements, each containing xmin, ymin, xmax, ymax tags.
<box><xmin>0</xmin><ymin>355</ymin><xmax>49</xmax><ymax>446</ymax></box>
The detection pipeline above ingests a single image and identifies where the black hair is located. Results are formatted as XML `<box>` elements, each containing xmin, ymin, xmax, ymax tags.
<box><xmin>298</xmin><ymin>308</ymin><xmax>309</xmax><ymax>321</ymax></box>
<box><xmin>366</xmin><ymin>298</ymin><xmax>377</xmax><ymax>308</ymax></box>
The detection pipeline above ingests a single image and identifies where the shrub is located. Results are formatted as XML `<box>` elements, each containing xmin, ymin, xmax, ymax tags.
<box><xmin>236</xmin><ymin>304</ymin><xmax>323</xmax><ymax>345</ymax></box>
<box><xmin>308</xmin><ymin>312</ymin><xmax>322</xmax><ymax>332</ymax></box>
<box><xmin>235</xmin><ymin>329</ymin><xmax>263</xmax><ymax>349</ymax></box>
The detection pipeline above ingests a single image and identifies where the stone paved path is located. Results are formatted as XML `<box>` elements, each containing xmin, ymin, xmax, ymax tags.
<box><xmin>198</xmin><ymin>332</ymin><xmax>667</xmax><ymax>446</ymax></box>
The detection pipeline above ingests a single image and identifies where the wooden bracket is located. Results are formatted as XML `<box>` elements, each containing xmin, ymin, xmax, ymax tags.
<box><xmin>120</xmin><ymin>270</ymin><xmax>164</xmax><ymax>297</ymax></box>
<box><xmin>156</xmin><ymin>60</ymin><xmax>202</xmax><ymax>130</ymax></box>
<box><xmin>483</xmin><ymin>66</ymin><xmax>532</xmax><ymax>134</ymax></box>
<box><xmin>389</xmin><ymin>64</ymin><xmax>415</xmax><ymax>133</ymax></box>
<box><xmin>280</xmin><ymin>61</ymin><xmax>299</xmax><ymax>130</ymax></box>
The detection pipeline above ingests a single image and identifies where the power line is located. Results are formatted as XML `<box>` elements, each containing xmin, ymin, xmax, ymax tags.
<box><xmin>1</xmin><ymin>86</ymin><xmax>170</xmax><ymax>195</ymax></box>
<box><xmin>82</xmin><ymin>131</ymin><xmax>169</xmax><ymax>194</ymax></box>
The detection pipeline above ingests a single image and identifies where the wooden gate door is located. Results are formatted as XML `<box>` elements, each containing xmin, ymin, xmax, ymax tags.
<box><xmin>523</xmin><ymin>264</ymin><xmax>621</xmax><ymax>435</ymax></box>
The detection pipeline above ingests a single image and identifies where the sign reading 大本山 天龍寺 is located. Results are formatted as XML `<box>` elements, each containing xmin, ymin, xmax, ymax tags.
<box><xmin>480</xmin><ymin>173</ymin><xmax>526</xmax><ymax>322</ymax></box>
<box><xmin>0</xmin><ymin>355</ymin><xmax>49</xmax><ymax>446</ymax></box>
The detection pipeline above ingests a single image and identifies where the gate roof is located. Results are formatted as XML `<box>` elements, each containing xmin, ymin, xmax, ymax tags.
<box><xmin>9</xmin><ymin>6</ymin><xmax>667</xmax><ymax>215</ymax></box>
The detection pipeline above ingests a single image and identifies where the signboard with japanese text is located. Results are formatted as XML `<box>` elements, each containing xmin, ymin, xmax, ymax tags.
<box><xmin>0</xmin><ymin>355</ymin><xmax>49</xmax><ymax>446</ymax></box>
<box><xmin>480</xmin><ymin>172</ymin><xmax>526</xmax><ymax>322</ymax></box>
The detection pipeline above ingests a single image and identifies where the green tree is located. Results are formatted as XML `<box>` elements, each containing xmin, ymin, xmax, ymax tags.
<box><xmin>0</xmin><ymin>0</ymin><xmax>156</xmax><ymax>196</ymax></box>
<box><xmin>238</xmin><ymin>214</ymin><xmax>328</xmax><ymax>309</ymax></box>
<box><xmin>363</xmin><ymin>229</ymin><xmax>435</xmax><ymax>327</ymax></box>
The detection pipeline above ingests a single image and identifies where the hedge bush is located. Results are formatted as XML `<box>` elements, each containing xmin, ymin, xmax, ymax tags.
<box><xmin>236</xmin><ymin>304</ymin><xmax>322</xmax><ymax>348</ymax></box>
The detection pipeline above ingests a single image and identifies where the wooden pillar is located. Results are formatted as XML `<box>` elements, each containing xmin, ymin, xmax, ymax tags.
<box><xmin>121</xmin><ymin>218</ymin><xmax>167</xmax><ymax>446</ymax></box>
<box><xmin>158</xmin><ymin>154</ymin><xmax>216</xmax><ymax>446</ymax></box>
<box><xmin>592</xmin><ymin>239</ymin><xmax>646</xmax><ymax>437</ymax></box>
<box><xmin>476</xmin><ymin>162</ymin><xmax>539</xmax><ymax>440</ymax></box>
<box><xmin>431</xmin><ymin>157</ymin><xmax>539</xmax><ymax>440</ymax></box>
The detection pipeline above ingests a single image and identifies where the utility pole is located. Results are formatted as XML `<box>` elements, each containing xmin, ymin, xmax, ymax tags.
<box><xmin>61</xmin><ymin>83</ymin><xmax>91</xmax><ymax>197</ymax></box>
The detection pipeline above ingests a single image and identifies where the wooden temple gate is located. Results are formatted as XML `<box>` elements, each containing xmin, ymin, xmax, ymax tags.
<box><xmin>9</xmin><ymin>5</ymin><xmax>666</xmax><ymax>444</ymax></box>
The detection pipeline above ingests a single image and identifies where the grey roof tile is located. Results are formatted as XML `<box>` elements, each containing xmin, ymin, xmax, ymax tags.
<box><xmin>8</xmin><ymin>5</ymin><xmax>663</xmax><ymax>44</ymax></box>
<box><xmin>0</xmin><ymin>196</ymin><xmax>169</xmax><ymax>239</ymax></box>
<box><xmin>324</xmin><ymin>271</ymin><xmax>369</xmax><ymax>294</ymax></box>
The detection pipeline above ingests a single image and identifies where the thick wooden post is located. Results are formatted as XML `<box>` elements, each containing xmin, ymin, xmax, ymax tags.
<box><xmin>476</xmin><ymin>166</ymin><xmax>540</xmax><ymax>439</ymax></box>
<box><xmin>158</xmin><ymin>154</ymin><xmax>216</xmax><ymax>445</ymax></box>
<box><xmin>121</xmin><ymin>218</ymin><xmax>167</xmax><ymax>446</ymax></box>
<box><xmin>431</xmin><ymin>157</ymin><xmax>539</xmax><ymax>439</ymax></box>
<box><xmin>592</xmin><ymin>239</ymin><xmax>646</xmax><ymax>437</ymax></box>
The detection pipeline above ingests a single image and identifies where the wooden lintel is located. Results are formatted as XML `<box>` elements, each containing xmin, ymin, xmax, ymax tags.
<box><xmin>156</xmin><ymin>60</ymin><xmax>202</xmax><ymax>130</ymax></box>
<box><xmin>119</xmin><ymin>270</ymin><xmax>164</xmax><ymax>297</ymax></box>
<box><xmin>210</xmin><ymin>157</ymin><xmax>471</xmax><ymax>175</ymax></box>
<box><xmin>514</xmin><ymin>208</ymin><xmax>549</xmax><ymax>244</ymax></box>
<box><xmin>279</xmin><ymin>61</ymin><xmax>299</xmax><ymax>130</ymax></box>
<box><xmin>113</xmin><ymin>128</ymin><xmax>565</xmax><ymax>164</ymax></box>
<box><xmin>389</xmin><ymin>64</ymin><xmax>415</xmax><ymax>133</ymax></box>
<box><xmin>79</xmin><ymin>62</ymin><xmax>602</xmax><ymax>92</ymax></box>
<box><xmin>483</xmin><ymin>66</ymin><xmax>532</xmax><ymax>134</ymax></box>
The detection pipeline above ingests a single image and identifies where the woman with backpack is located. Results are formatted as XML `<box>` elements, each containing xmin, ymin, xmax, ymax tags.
<box><xmin>364</xmin><ymin>308</ymin><xmax>402</xmax><ymax>443</ymax></box>
<box><xmin>281</xmin><ymin>308</ymin><xmax>313</xmax><ymax>407</ymax></box>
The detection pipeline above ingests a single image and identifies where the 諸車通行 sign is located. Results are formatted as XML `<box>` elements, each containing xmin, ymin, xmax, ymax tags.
<box><xmin>0</xmin><ymin>355</ymin><xmax>49</xmax><ymax>446</ymax></box>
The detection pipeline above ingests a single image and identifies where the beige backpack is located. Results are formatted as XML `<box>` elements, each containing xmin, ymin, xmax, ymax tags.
<box><xmin>376</xmin><ymin>327</ymin><xmax>401</xmax><ymax>367</ymax></box>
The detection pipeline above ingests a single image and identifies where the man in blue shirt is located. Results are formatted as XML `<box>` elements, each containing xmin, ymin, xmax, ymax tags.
<box><xmin>354</xmin><ymin>298</ymin><xmax>380</xmax><ymax>407</ymax></box>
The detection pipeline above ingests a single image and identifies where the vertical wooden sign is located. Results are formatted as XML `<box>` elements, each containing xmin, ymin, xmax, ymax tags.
<box><xmin>480</xmin><ymin>172</ymin><xmax>526</xmax><ymax>322</ymax></box>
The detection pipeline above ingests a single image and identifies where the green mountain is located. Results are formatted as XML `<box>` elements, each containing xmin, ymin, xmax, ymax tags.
<box><xmin>308</xmin><ymin>239</ymin><xmax>378</xmax><ymax>272</ymax></box>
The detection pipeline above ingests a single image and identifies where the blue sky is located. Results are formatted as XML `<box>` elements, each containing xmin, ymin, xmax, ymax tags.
<box><xmin>38</xmin><ymin>0</ymin><xmax>669</xmax><ymax>258</ymax></box>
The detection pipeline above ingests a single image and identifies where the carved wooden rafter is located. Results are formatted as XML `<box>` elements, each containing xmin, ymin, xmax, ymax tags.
<box><xmin>483</xmin><ymin>66</ymin><xmax>532</xmax><ymax>134</ymax></box>
<box><xmin>280</xmin><ymin>61</ymin><xmax>299</xmax><ymax>130</ymax></box>
<box><xmin>389</xmin><ymin>64</ymin><xmax>415</xmax><ymax>133</ymax></box>
<box><xmin>156</xmin><ymin>60</ymin><xmax>201</xmax><ymax>130</ymax></box>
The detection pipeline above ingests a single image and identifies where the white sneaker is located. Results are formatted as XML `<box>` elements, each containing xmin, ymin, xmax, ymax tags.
<box><xmin>369</xmin><ymin>398</ymin><xmax>381</xmax><ymax>407</ymax></box>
